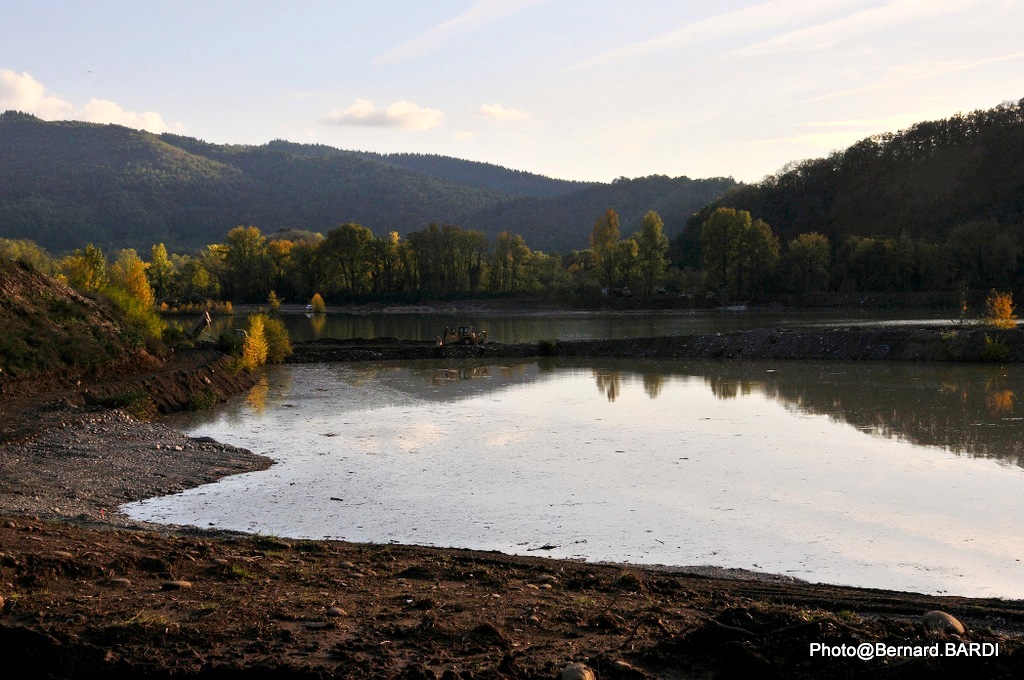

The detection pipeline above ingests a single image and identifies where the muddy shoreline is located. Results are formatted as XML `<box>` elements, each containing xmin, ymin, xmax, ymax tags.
<box><xmin>289</xmin><ymin>326</ymin><xmax>1024</xmax><ymax>363</ymax></box>
<box><xmin>4</xmin><ymin>335</ymin><xmax>1024</xmax><ymax>677</ymax></box>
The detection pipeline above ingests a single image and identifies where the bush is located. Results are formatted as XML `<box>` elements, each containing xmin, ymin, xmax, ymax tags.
<box><xmin>981</xmin><ymin>334</ymin><xmax>1010</xmax><ymax>362</ymax></box>
<box><xmin>537</xmin><ymin>338</ymin><xmax>558</xmax><ymax>356</ymax></box>
<box><xmin>310</xmin><ymin>292</ymin><xmax>326</xmax><ymax>313</ymax></box>
<box><xmin>261</xmin><ymin>315</ymin><xmax>292</xmax><ymax>363</ymax></box>
<box><xmin>984</xmin><ymin>290</ymin><xmax>1017</xmax><ymax>329</ymax></box>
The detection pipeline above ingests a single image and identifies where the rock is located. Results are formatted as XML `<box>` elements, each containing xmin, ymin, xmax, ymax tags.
<box><xmin>326</xmin><ymin>606</ymin><xmax>348</xmax><ymax>617</ymax></box>
<box><xmin>561</xmin><ymin>662</ymin><xmax>596</xmax><ymax>680</ymax></box>
<box><xmin>922</xmin><ymin>610</ymin><xmax>965</xmax><ymax>635</ymax></box>
<box><xmin>52</xmin><ymin>551</ymin><xmax>74</xmax><ymax>559</ymax></box>
<box><xmin>161</xmin><ymin>580</ymin><xmax>193</xmax><ymax>590</ymax></box>
<box><xmin>106</xmin><ymin>577</ymin><xmax>132</xmax><ymax>587</ymax></box>
<box><xmin>0</xmin><ymin>595</ymin><xmax>5</xmax><ymax>610</ymax></box>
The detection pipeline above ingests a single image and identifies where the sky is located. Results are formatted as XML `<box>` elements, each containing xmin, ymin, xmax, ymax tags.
<box><xmin>2</xmin><ymin>0</ymin><xmax>1022</xmax><ymax>184</ymax></box>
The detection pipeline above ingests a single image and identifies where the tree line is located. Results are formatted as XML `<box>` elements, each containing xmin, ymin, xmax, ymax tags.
<box><xmin>2</xmin><ymin>200</ymin><xmax>1018</xmax><ymax>312</ymax></box>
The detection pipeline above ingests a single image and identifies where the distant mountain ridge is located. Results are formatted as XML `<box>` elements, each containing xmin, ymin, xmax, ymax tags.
<box><xmin>0</xmin><ymin>111</ymin><xmax>736</xmax><ymax>254</ymax></box>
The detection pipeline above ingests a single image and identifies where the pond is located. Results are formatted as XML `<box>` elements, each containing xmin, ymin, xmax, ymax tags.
<box><xmin>124</xmin><ymin>358</ymin><xmax>1024</xmax><ymax>598</ymax></box>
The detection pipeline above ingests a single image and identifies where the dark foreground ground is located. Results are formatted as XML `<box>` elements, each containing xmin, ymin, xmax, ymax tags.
<box><xmin>3</xmin><ymin>334</ymin><xmax>1024</xmax><ymax>678</ymax></box>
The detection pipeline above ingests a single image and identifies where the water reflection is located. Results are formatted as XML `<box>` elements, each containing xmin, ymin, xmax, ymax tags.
<box><xmin>376</xmin><ymin>359</ymin><xmax>1024</xmax><ymax>467</ymax></box>
<box><xmin>143</xmin><ymin>357</ymin><xmax>1024</xmax><ymax>597</ymax></box>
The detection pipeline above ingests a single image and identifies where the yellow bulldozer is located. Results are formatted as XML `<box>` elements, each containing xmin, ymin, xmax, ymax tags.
<box><xmin>437</xmin><ymin>325</ymin><xmax>487</xmax><ymax>346</ymax></box>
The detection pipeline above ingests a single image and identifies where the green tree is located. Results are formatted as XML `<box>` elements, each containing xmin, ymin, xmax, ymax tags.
<box><xmin>737</xmin><ymin>218</ymin><xmax>780</xmax><ymax>298</ymax></box>
<box><xmin>613</xmin><ymin>238</ymin><xmax>639</xmax><ymax>292</ymax></box>
<box><xmin>636</xmin><ymin>210</ymin><xmax>669</xmax><ymax>295</ymax></box>
<box><xmin>223</xmin><ymin>226</ymin><xmax>271</xmax><ymax>301</ymax></box>
<box><xmin>490</xmin><ymin>231</ymin><xmax>532</xmax><ymax>293</ymax></box>
<box><xmin>700</xmin><ymin>208</ymin><xmax>748</xmax><ymax>299</ymax></box>
<box><xmin>590</xmin><ymin>209</ymin><xmax>620</xmax><ymax>291</ymax></box>
<box><xmin>147</xmin><ymin>243</ymin><xmax>174</xmax><ymax>299</ymax></box>
<box><xmin>321</xmin><ymin>223</ymin><xmax>374</xmax><ymax>295</ymax></box>
<box><xmin>782</xmin><ymin>232</ymin><xmax>831</xmax><ymax>295</ymax></box>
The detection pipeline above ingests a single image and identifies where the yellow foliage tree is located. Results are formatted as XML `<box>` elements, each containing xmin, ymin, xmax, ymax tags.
<box><xmin>984</xmin><ymin>290</ymin><xmax>1017</xmax><ymax>329</ymax></box>
<box><xmin>239</xmin><ymin>315</ymin><xmax>269</xmax><ymax>372</ymax></box>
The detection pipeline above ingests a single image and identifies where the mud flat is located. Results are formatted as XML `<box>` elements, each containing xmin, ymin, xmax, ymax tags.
<box><xmin>289</xmin><ymin>326</ymin><xmax>1024</xmax><ymax>363</ymax></box>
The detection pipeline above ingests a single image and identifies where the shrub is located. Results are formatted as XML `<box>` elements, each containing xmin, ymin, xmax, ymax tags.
<box><xmin>984</xmin><ymin>290</ymin><xmax>1017</xmax><ymax>329</ymax></box>
<box><xmin>310</xmin><ymin>292</ymin><xmax>326</xmax><ymax>313</ymax></box>
<box><xmin>537</xmin><ymin>338</ymin><xmax>558</xmax><ymax>356</ymax></box>
<box><xmin>981</xmin><ymin>334</ymin><xmax>1010</xmax><ymax>362</ymax></box>
<box><xmin>239</xmin><ymin>315</ymin><xmax>269</xmax><ymax>371</ymax></box>
<box><xmin>254</xmin><ymin>314</ymin><xmax>292</xmax><ymax>363</ymax></box>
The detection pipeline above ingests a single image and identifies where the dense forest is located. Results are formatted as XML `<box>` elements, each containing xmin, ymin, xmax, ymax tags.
<box><xmin>0</xmin><ymin>112</ymin><xmax>734</xmax><ymax>255</ymax></box>
<box><xmin>675</xmin><ymin>98</ymin><xmax>1024</xmax><ymax>293</ymax></box>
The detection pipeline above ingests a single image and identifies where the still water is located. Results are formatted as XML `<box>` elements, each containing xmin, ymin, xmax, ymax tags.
<box><xmin>125</xmin><ymin>358</ymin><xmax>1024</xmax><ymax>598</ymax></box>
<box><xmin>194</xmin><ymin>307</ymin><xmax>956</xmax><ymax>344</ymax></box>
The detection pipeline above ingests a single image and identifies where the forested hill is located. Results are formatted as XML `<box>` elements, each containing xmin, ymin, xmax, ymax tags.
<box><xmin>685</xmin><ymin>98</ymin><xmax>1024</xmax><ymax>244</ymax></box>
<box><xmin>0</xmin><ymin>112</ymin><xmax>736</xmax><ymax>255</ymax></box>
<box><xmin>354</xmin><ymin>152</ymin><xmax>589</xmax><ymax>198</ymax></box>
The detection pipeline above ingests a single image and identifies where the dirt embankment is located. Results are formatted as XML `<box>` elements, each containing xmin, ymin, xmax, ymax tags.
<box><xmin>289</xmin><ymin>327</ymin><xmax>1024</xmax><ymax>364</ymax></box>
<box><xmin>3</xmin><ymin>516</ymin><xmax>1024</xmax><ymax>680</ymax></box>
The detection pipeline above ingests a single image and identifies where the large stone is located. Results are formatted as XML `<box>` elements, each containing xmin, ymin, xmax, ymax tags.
<box><xmin>561</xmin><ymin>662</ymin><xmax>597</xmax><ymax>680</ymax></box>
<box><xmin>922</xmin><ymin>610</ymin><xmax>965</xmax><ymax>635</ymax></box>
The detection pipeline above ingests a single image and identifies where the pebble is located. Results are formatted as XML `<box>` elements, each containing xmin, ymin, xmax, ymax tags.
<box><xmin>326</xmin><ymin>606</ymin><xmax>348</xmax><ymax>617</ymax></box>
<box><xmin>561</xmin><ymin>663</ymin><xmax>596</xmax><ymax>680</ymax></box>
<box><xmin>922</xmin><ymin>610</ymin><xmax>965</xmax><ymax>635</ymax></box>
<box><xmin>52</xmin><ymin>551</ymin><xmax>74</xmax><ymax>559</ymax></box>
<box><xmin>106</xmin><ymin>577</ymin><xmax>132</xmax><ymax>587</ymax></box>
<box><xmin>161</xmin><ymin>580</ymin><xmax>193</xmax><ymax>590</ymax></box>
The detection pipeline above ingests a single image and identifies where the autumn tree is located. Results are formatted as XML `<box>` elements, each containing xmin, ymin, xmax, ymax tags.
<box><xmin>590</xmin><ymin>209</ymin><xmax>621</xmax><ymax>291</ymax></box>
<box><xmin>108</xmin><ymin>249</ymin><xmax>155</xmax><ymax>309</ymax></box>
<box><xmin>61</xmin><ymin>244</ymin><xmax>107</xmax><ymax>292</ymax></box>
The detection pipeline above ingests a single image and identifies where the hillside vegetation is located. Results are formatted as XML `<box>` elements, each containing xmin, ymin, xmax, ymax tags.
<box><xmin>0</xmin><ymin>258</ymin><xmax>145</xmax><ymax>378</ymax></box>
<box><xmin>686</xmin><ymin>98</ymin><xmax>1024</xmax><ymax>243</ymax></box>
<box><xmin>0</xmin><ymin>112</ymin><xmax>735</xmax><ymax>255</ymax></box>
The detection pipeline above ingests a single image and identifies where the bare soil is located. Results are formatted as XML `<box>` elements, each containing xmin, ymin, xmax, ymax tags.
<box><xmin>3</xmin><ymin>340</ymin><xmax>1024</xmax><ymax>678</ymax></box>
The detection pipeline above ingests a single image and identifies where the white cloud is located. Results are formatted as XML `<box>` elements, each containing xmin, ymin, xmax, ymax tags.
<box><xmin>374</xmin><ymin>0</ymin><xmax>552</xmax><ymax>66</ymax></box>
<box><xmin>0</xmin><ymin>69</ymin><xmax>182</xmax><ymax>133</ymax></box>
<box><xmin>80</xmin><ymin>98</ymin><xmax>179</xmax><ymax>133</ymax></box>
<box><xmin>0</xmin><ymin>69</ymin><xmax>74</xmax><ymax>118</ymax></box>
<box><xmin>322</xmin><ymin>99</ymin><xmax>444</xmax><ymax>130</ymax></box>
<box><xmin>477</xmin><ymin>102</ymin><xmax>529</xmax><ymax>122</ymax></box>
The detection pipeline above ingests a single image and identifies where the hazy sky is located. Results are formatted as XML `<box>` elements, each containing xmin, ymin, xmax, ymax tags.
<box><xmin>2</xmin><ymin>1</ymin><xmax>1022</xmax><ymax>183</ymax></box>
